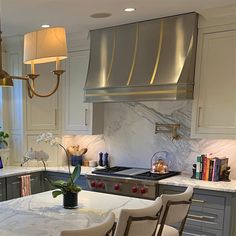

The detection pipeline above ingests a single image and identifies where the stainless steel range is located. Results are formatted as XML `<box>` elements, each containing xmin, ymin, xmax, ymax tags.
<box><xmin>86</xmin><ymin>166</ymin><xmax>180</xmax><ymax>200</ymax></box>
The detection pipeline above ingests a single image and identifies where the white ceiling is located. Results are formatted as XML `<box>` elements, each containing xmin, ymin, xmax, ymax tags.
<box><xmin>1</xmin><ymin>0</ymin><xmax>236</xmax><ymax>36</ymax></box>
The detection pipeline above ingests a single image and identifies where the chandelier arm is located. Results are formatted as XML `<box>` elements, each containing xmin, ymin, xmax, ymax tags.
<box><xmin>26</xmin><ymin>74</ymin><xmax>61</xmax><ymax>98</ymax></box>
<box><xmin>11</xmin><ymin>76</ymin><xmax>29</xmax><ymax>81</ymax></box>
<box><xmin>27</xmin><ymin>79</ymin><xmax>34</xmax><ymax>98</ymax></box>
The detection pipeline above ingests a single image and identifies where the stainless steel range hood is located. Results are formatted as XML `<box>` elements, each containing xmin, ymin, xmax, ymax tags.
<box><xmin>84</xmin><ymin>12</ymin><xmax>198</xmax><ymax>102</ymax></box>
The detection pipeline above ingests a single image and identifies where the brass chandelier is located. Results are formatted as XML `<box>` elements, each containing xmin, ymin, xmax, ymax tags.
<box><xmin>0</xmin><ymin>24</ymin><xmax>67</xmax><ymax>98</ymax></box>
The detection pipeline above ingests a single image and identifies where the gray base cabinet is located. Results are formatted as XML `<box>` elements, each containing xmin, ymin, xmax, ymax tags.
<box><xmin>6</xmin><ymin>172</ymin><xmax>44</xmax><ymax>200</ymax></box>
<box><xmin>43</xmin><ymin>171</ymin><xmax>88</xmax><ymax>192</ymax></box>
<box><xmin>0</xmin><ymin>178</ymin><xmax>6</xmax><ymax>202</ymax></box>
<box><xmin>0</xmin><ymin>171</ymin><xmax>88</xmax><ymax>202</ymax></box>
<box><xmin>159</xmin><ymin>184</ymin><xmax>236</xmax><ymax>236</ymax></box>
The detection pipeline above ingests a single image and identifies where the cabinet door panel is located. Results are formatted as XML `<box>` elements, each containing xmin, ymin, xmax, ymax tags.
<box><xmin>64</xmin><ymin>51</ymin><xmax>90</xmax><ymax>132</ymax></box>
<box><xmin>44</xmin><ymin>172</ymin><xmax>88</xmax><ymax>191</ymax></box>
<box><xmin>0</xmin><ymin>178</ymin><xmax>6</xmax><ymax>202</ymax></box>
<box><xmin>27</xmin><ymin>135</ymin><xmax>59</xmax><ymax>166</ymax></box>
<box><xmin>191</xmin><ymin>26</ymin><xmax>236</xmax><ymax>138</ymax></box>
<box><xmin>26</xmin><ymin>62</ymin><xmax>59</xmax><ymax>131</ymax></box>
<box><xmin>6</xmin><ymin>176</ymin><xmax>21</xmax><ymax>200</ymax></box>
<box><xmin>6</xmin><ymin>172</ymin><xmax>43</xmax><ymax>200</ymax></box>
<box><xmin>198</xmin><ymin>30</ymin><xmax>236</xmax><ymax>132</ymax></box>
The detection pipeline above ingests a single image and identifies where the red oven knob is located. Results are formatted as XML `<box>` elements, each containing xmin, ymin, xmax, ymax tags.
<box><xmin>97</xmin><ymin>182</ymin><xmax>105</xmax><ymax>189</ymax></box>
<box><xmin>131</xmin><ymin>186</ymin><xmax>138</xmax><ymax>193</ymax></box>
<box><xmin>114</xmin><ymin>184</ymin><xmax>120</xmax><ymax>191</ymax></box>
<box><xmin>140</xmin><ymin>187</ymin><xmax>148</xmax><ymax>194</ymax></box>
<box><xmin>90</xmin><ymin>180</ymin><xmax>96</xmax><ymax>188</ymax></box>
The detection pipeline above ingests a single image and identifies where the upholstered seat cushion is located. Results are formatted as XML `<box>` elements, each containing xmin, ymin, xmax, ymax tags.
<box><xmin>156</xmin><ymin>224</ymin><xmax>179</xmax><ymax>236</ymax></box>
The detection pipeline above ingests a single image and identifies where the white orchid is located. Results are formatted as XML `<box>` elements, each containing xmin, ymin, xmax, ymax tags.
<box><xmin>36</xmin><ymin>132</ymin><xmax>61</xmax><ymax>147</ymax></box>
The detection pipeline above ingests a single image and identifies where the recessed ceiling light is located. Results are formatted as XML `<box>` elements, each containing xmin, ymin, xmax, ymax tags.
<box><xmin>90</xmin><ymin>13</ymin><xmax>112</xmax><ymax>18</ymax></box>
<box><xmin>124</xmin><ymin>8</ymin><xmax>136</xmax><ymax>12</ymax></box>
<box><xmin>41</xmin><ymin>24</ymin><xmax>51</xmax><ymax>28</ymax></box>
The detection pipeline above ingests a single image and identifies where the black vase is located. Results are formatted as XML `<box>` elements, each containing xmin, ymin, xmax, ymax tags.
<box><xmin>63</xmin><ymin>192</ymin><xmax>78</xmax><ymax>209</ymax></box>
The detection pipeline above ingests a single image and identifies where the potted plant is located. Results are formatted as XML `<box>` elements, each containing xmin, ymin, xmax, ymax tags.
<box><xmin>0</xmin><ymin>128</ymin><xmax>9</xmax><ymax>149</ymax></box>
<box><xmin>37</xmin><ymin>132</ymin><xmax>82</xmax><ymax>209</ymax></box>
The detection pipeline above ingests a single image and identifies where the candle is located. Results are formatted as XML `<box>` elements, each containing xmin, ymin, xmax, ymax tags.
<box><xmin>56</xmin><ymin>57</ymin><xmax>60</xmax><ymax>70</ymax></box>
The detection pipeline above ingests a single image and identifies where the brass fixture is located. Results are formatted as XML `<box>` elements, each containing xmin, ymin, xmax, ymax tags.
<box><xmin>0</xmin><ymin>22</ymin><xmax>67</xmax><ymax>98</ymax></box>
<box><xmin>155</xmin><ymin>123</ymin><xmax>180</xmax><ymax>140</ymax></box>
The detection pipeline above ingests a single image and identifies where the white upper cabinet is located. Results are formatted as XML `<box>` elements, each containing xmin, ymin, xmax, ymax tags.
<box><xmin>191</xmin><ymin>23</ymin><xmax>236</xmax><ymax>139</ymax></box>
<box><xmin>62</xmin><ymin>50</ymin><xmax>104</xmax><ymax>135</ymax></box>
<box><xmin>25</xmin><ymin>62</ymin><xmax>60</xmax><ymax>132</ymax></box>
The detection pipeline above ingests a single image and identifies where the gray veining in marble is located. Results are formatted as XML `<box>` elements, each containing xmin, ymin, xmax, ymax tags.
<box><xmin>103</xmin><ymin>101</ymin><xmax>236</xmax><ymax>179</ymax></box>
<box><xmin>0</xmin><ymin>190</ymin><xmax>153</xmax><ymax>236</ymax></box>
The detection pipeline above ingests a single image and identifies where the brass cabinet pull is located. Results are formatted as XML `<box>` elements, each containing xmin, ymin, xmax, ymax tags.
<box><xmin>197</xmin><ymin>106</ymin><xmax>202</xmax><ymax>127</ymax></box>
<box><xmin>192</xmin><ymin>198</ymin><xmax>205</xmax><ymax>203</ymax></box>
<box><xmin>183</xmin><ymin>232</ymin><xmax>201</xmax><ymax>236</ymax></box>
<box><xmin>54</xmin><ymin>109</ymin><xmax>57</xmax><ymax>127</ymax></box>
<box><xmin>188</xmin><ymin>214</ymin><xmax>216</xmax><ymax>223</ymax></box>
<box><xmin>85</xmin><ymin>108</ymin><xmax>88</xmax><ymax>126</ymax></box>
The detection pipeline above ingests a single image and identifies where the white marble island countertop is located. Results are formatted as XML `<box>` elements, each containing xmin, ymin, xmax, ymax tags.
<box><xmin>0</xmin><ymin>190</ymin><xmax>153</xmax><ymax>236</ymax></box>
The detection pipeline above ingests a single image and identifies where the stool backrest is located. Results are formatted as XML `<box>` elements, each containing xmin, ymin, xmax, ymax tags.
<box><xmin>60</xmin><ymin>212</ymin><xmax>116</xmax><ymax>236</ymax></box>
<box><xmin>157</xmin><ymin>186</ymin><xmax>193</xmax><ymax>236</ymax></box>
<box><xmin>114</xmin><ymin>197</ymin><xmax>163</xmax><ymax>236</ymax></box>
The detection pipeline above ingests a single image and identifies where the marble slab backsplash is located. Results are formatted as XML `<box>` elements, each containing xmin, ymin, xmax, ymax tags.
<box><xmin>62</xmin><ymin>135</ymin><xmax>106</xmax><ymax>166</ymax></box>
<box><xmin>62</xmin><ymin>101</ymin><xmax>236</xmax><ymax>179</ymax></box>
<box><xmin>103</xmin><ymin>101</ymin><xmax>236</xmax><ymax>180</ymax></box>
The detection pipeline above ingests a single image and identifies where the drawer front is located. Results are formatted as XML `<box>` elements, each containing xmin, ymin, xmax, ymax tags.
<box><xmin>191</xmin><ymin>193</ymin><xmax>225</xmax><ymax>210</ymax></box>
<box><xmin>187</xmin><ymin>206</ymin><xmax>224</xmax><ymax>230</ymax></box>
<box><xmin>159</xmin><ymin>185</ymin><xmax>225</xmax><ymax>210</ymax></box>
<box><xmin>183</xmin><ymin>224</ymin><xmax>223</xmax><ymax>236</ymax></box>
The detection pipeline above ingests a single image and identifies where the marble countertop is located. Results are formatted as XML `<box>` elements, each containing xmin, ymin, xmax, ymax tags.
<box><xmin>1</xmin><ymin>166</ymin><xmax>236</xmax><ymax>193</ymax></box>
<box><xmin>0</xmin><ymin>166</ymin><xmax>93</xmax><ymax>178</ymax></box>
<box><xmin>0</xmin><ymin>190</ymin><xmax>153</xmax><ymax>236</ymax></box>
<box><xmin>159</xmin><ymin>175</ymin><xmax>236</xmax><ymax>193</ymax></box>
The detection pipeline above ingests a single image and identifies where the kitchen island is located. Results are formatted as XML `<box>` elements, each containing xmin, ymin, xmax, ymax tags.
<box><xmin>0</xmin><ymin>190</ymin><xmax>153</xmax><ymax>236</ymax></box>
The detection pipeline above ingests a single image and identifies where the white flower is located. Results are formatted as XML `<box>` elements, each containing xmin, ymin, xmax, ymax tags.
<box><xmin>36</xmin><ymin>132</ymin><xmax>61</xmax><ymax>147</ymax></box>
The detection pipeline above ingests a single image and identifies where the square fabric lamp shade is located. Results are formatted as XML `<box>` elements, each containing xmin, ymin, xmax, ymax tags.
<box><xmin>24</xmin><ymin>27</ymin><xmax>67</xmax><ymax>65</ymax></box>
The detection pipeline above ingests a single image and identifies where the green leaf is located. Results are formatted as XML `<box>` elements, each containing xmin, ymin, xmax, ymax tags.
<box><xmin>70</xmin><ymin>165</ymin><xmax>81</xmax><ymax>184</ymax></box>
<box><xmin>52</xmin><ymin>190</ymin><xmax>63</xmax><ymax>198</ymax></box>
<box><xmin>53</xmin><ymin>180</ymin><xmax>68</xmax><ymax>188</ymax></box>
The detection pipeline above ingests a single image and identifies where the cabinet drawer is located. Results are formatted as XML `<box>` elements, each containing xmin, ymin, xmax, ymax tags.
<box><xmin>191</xmin><ymin>193</ymin><xmax>225</xmax><ymax>210</ymax></box>
<box><xmin>159</xmin><ymin>185</ymin><xmax>225</xmax><ymax>210</ymax></box>
<box><xmin>187</xmin><ymin>207</ymin><xmax>224</xmax><ymax>230</ymax></box>
<box><xmin>183</xmin><ymin>224</ymin><xmax>223</xmax><ymax>236</ymax></box>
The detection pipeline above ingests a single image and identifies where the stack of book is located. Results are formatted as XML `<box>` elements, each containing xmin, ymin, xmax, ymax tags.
<box><xmin>195</xmin><ymin>154</ymin><xmax>228</xmax><ymax>181</ymax></box>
